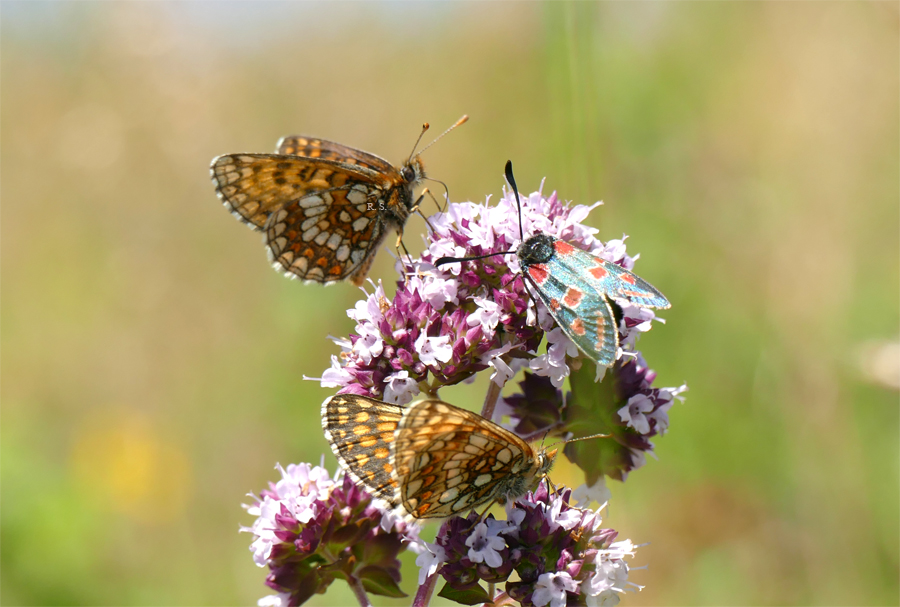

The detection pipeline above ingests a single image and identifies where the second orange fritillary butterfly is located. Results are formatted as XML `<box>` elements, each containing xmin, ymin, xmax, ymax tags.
<box><xmin>321</xmin><ymin>394</ymin><xmax>556</xmax><ymax>519</ymax></box>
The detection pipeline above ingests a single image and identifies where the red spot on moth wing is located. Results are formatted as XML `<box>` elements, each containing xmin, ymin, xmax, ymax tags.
<box><xmin>589</xmin><ymin>265</ymin><xmax>608</xmax><ymax>279</ymax></box>
<box><xmin>570</xmin><ymin>317</ymin><xmax>586</xmax><ymax>336</ymax></box>
<box><xmin>563</xmin><ymin>287</ymin><xmax>584</xmax><ymax>308</ymax></box>
<box><xmin>553</xmin><ymin>240</ymin><xmax>576</xmax><ymax>255</ymax></box>
<box><xmin>549</xmin><ymin>298</ymin><xmax>561</xmax><ymax>311</ymax></box>
<box><xmin>528</xmin><ymin>264</ymin><xmax>549</xmax><ymax>284</ymax></box>
<box><xmin>619</xmin><ymin>272</ymin><xmax>636</xmax><ymax>285</ymax></box>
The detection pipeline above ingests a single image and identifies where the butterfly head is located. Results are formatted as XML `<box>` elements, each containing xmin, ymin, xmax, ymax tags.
<box><xmin>537</xmin><ymin>447</ymin><xmax>558</xmax><ymax>476</ymax></box>
<box><xmin>401</xmin><ymin>156</ymin><xmax>426</xmax><ymax>187</ymax></box>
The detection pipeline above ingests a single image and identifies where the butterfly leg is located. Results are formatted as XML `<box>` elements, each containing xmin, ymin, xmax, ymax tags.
<box><xmin>476</xmin><ymin>502</ymin><xmax>495</xmax><ymax>523</ymax></box>
<box><xmin>543</xmin><ymin>474</ymin><xmax>559</xmax><ymax>497</ymax></box>
<box><xmin>394</xmin><ymin>230</ymin><xmax>417</xmax><ymax>285</ymax></box>
<box><xmin>412</xmin><ymin>190</ymin><xmax>439</xmax><ymax>235</ymax></box>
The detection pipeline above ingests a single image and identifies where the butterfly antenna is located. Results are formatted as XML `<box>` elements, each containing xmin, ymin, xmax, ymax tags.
<box><xmin>414</xmin><ymin>115</ymin><xmax>469</xmax><ymax>159</ymax></box>
<box><xmin>504</xmin><ymin>160</ymin><xmax>524</xmax><ymax>241</ymax></box>
<box><xmin>546</xmin><ymin>432</ymin><xmax>612</xmax><ymax>451</ymax></box>
<box><xmin>407</xmin><ymin>122</ymin><xmax>431</xmax><ymax>164</ymax></box>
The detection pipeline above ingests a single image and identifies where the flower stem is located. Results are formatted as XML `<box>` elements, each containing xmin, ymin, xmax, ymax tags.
<box><xmin>412</xmin><ymin>571</ymin><xmax>438</xmax><ymax>607</ymax></box>
<box><xmin>481</xmin><ymin>380</ymin><xmax>502</xmax><ymax>420</ymax></box>
<box><xmin>346</xmin><ymin>574</ymin><xmax>372</xmax><ymax>607</ymax></box>
<box><xmin>487</xmin><ymin>591</ymin><xmax>515</xmax><ymax>606</ymax></box>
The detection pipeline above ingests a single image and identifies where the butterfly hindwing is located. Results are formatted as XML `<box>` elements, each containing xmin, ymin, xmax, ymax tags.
<box><xmin>392</xmin><ymin>400</ymin><xmax>533</xmax><ymax>518</ymax></box>
<box><xmin>264</xmin><ymin>183</ymin><xmax>388</xmax><ymax>284</ymax></box>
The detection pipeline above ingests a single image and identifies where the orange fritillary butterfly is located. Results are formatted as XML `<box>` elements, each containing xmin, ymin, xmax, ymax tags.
<box><xmin>321</xmin><ymin>394</ymin><xmax>556</xmax><ymax>519</ymax></box>
<box><xmin>210</xmin><ymin>117</ymin><xmax>466</xmax><ymax>286</ymax></box>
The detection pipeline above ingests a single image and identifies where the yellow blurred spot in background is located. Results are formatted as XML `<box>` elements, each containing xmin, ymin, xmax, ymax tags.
<box><xmin>70</xmin><ymin>412</ymin><xmax>191</xmax><ymax>524</ymax></box>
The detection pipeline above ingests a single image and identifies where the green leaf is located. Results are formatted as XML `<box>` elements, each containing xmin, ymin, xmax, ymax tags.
<box><xmin>361</xmin><ymin>532</ymin><xmax>403</xmax><ymax>566</ymax></box>
<box><xmin>566</xmin><ymin>357</ymin><xmax>629</xmax><ymax>483</ymax></box>
<box><xmin>328</xmin><ymin>522</ymin><xmax>361</xmax><ymax>553</ymax></box>
<box><xmin>356</xmin><ymin>566</ymin><xmax>407</xmax><ymax>598</ymax></box>
<box><xmin>437</xmin><ymin>582</ymin><xmax>491</xmax><ymax>605</ymax></box>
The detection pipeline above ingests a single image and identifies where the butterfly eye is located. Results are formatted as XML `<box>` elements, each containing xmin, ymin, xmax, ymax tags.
<box><xmin>401</xmin><ymin>165</ymin><xmax>416</xmax><ymax>182</ymax></box>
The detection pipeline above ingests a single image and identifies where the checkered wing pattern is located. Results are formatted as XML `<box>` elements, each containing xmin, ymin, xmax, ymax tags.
<box><xmin>263</xmin><ymin>181</ymin><xmax>391</xmax><ymax>284</ymax></box>
<box><xmin>392</xmin><ymin>400</ymin><xmax>541</xmax><ymax>519</ymax></box>
<box><xmin>322</xmin><ymin>394</ymin><xmax>404</xmax><ymax>506</ymax></box>
<box><xmin>323</xmin><ymin>396</ymin><xmax>554</xmax><ymax>520</ymax></box>
<box><xmin>276</xmin><ymin>135</ymin><xmax>395</xmax><ymax>173</ymax></box>
<box><xmin>211</xmin><ymin>150</ymin><xmax>417</xmax><ymax>285</ymax></box>
<box><xmin>523</xmin><ymin>236</ymin><xmax>670</xmax><ymax>367</ymax></box>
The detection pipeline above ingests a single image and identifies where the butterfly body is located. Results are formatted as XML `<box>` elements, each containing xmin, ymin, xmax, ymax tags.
<box><xmin>517</xmin><ymin>232</ymin><xmax>671</xmax><ymax>367</ymax></box>
<box><xmin>211</xmin><ymin>136</ymin><xmax>425</xmax><ymax>285</ymax></box>
<box><xmin>322</xmin><ymin>394</ymin><xmax>556</xmax><ymax>519</ymax></box>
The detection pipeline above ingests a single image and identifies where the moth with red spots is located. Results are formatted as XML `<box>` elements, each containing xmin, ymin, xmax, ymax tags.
<box><xmin>437</xmin><ymin>160</ymin><xmax>670</xmax><ymax>367</ymax></box>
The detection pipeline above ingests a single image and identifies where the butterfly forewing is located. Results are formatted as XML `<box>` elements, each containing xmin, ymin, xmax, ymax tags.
<box><xmin>322</xmin><ymin>394</ymin><xmax>404</xmax><ymax>504</ymax></box>
<box><xmin>212</xmin><ymin>154</ymin><xmax>379</xmax><ymax>229</ymax></box>
<box><xmin>393</xmin><ymin>400</ymin><xmax>535</xmax><ymax>518</ymax></box>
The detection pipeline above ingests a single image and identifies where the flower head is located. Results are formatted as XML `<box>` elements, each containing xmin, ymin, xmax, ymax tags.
<box><xmin>312</xmin><ymin>184</ymin><xmax>666</xmax><ymax>403</ymax></box>
<box><xmin>243</xmin><ymin>461</ymin><xmax>419</xmax><ymax>606</ymax></box>
<box><xmin>425</xmin><ymin>481</ymin><xmax>640</xmax><ymax>606</ymax></box>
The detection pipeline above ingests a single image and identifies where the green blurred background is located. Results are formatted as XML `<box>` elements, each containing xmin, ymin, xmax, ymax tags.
<box><xmin>2</xmin><ymin>2</ymin><xmax>897</xmax><ymax>605</ymax></box>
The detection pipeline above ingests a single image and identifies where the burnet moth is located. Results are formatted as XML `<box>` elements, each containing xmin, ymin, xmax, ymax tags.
<box><xmin>436</xmin><ymin>160</ymin><xmax>670</xmax><ymax>367</ymax></box>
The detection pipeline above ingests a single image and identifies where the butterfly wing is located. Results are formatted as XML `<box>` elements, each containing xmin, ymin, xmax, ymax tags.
<box><xmin>210</xmin><ymin>153</ymin><xmax>383</xmax><ymax>230</ymax></box>
<box><xmin>321</xmin><ymin>394</ymin><xmax>405</xmax><ymax>505</ymax></box>
<box><xmin>211</xmin><ymin>153</ymin><xmax>402</xmax><ymax>285</ymax></box>
<box><xmin>392</xmin><ymin>400</ymin><xmax>533</xmax><ymax>519</ymax></box>
<box><xmin>264</xmin><ymin>182</ymin><xmax>389</xmax><ymax>284</ymax></box>
<box><xmin>276</xmin><ymin>136</ymin><xmax>397</xmax><ymax>175</ymax></box>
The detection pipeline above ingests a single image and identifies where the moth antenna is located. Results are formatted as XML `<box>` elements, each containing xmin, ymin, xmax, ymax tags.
<box><xmin>414</xmin><ymin>115</ymin><xmax>469</xmax><ymax>159</ymax></box>
<box><xmin>434</xmin><ymin>250</ymin><xmax>516</xmax><ymax>267</ymax></box>
<box><xmin>407</xmin><ymin>122</ymin><xmax>431</xmax><ymax>164</ymax></box>
<box><xmin>504</xmin><ymin>160</ymin><xmax>524</xmax><ymax>241</ymax></box>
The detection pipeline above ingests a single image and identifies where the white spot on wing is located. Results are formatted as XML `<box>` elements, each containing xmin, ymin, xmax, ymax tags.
<box><xmin>438</xmin><ymin>488</ymin><xmax>459</xmax><ymax>503</ymax></box>
<box><xmin>474</xmin><ymin>474</ymin><xmax>493</xmax><ymax>487</ymax></box>
<box><xmin>347</xmin><ymin>189</ymin><xmax>367</xmax><ymax>205</ymax></box>
<box><xmin>299</xmin><ymin>195</ymin><xmax>324</xmax><ymax>209</ymax></box>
